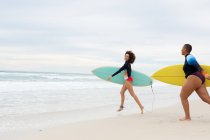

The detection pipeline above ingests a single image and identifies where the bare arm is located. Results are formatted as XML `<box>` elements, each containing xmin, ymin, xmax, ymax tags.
<box><xmin>202</xmin><ymin>71</ymin><xmax>210</xmax><ymax>80</ymax></box>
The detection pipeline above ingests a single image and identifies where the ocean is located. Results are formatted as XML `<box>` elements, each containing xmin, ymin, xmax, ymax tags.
<box><xmin>0</xmin><ymin>71</ymin><xmax>197</xmax><ymax>133</ymax></box>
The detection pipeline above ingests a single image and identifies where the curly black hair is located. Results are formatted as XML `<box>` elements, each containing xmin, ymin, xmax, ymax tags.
<box><xmin>125</xmin><ymin>51</ymin><xmax>136</xmax><ymax>64</ymax></box>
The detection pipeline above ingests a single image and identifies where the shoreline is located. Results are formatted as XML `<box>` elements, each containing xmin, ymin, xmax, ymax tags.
<box><xmin>3</xmin><ymin>99</ymin><xmax>210</xmax><ymax>140</ymax></box>
<box><xmin>0</xmin><ymin>85</ymin><xmax>185</xmax><ymax>133</ymax></box>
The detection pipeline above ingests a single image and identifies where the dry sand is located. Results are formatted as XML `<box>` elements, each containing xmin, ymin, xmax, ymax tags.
<box><xmin>5</xmin><ymin>100</ymin><xmax>209</xmax><ymax>140</ymax></box>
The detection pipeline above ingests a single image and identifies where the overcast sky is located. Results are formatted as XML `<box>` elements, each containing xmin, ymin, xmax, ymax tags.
<box><xmin>0</xmin><ymin>0</ymin><xmax>210</xmax><ymax>74</ymax></box>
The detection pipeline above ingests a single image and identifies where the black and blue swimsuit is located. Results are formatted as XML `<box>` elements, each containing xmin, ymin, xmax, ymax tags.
<box><xmin>183</xmin><ymin>54</ymin><xmax>205</xmax><ymax>84</ymax></box>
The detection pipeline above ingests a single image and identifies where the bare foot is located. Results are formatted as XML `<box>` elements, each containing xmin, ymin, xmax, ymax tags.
<box><xmin>140</xmin><ymin>106</ymin><xmax>144</xmax><ymax>114</ymax></box>
<box><xmin>117</xmin><ymin>106</ymin><xmax>124</xmax><ymax>112</ymax></box>
<box><xmin>179</xmin><ymin>117</ymin><xmax>191</xmax><ymax>121</ymax></box>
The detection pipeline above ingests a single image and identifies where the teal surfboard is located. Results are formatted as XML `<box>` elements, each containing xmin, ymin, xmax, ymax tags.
<box><xmin>92</xmin><ymin>66</ymin><xmax>153</xmax><ymax>87</ymax></box>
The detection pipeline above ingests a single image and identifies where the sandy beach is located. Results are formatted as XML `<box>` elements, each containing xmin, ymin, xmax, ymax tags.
<box><xmin>5</xmin><ymin>100</ymin><xmax>209</xmax><ymax>140</ymax></box>
<box><xmin>1</xmin><ymin>0</ymin><xmax>210</xmax><ymax>140</ymax></box>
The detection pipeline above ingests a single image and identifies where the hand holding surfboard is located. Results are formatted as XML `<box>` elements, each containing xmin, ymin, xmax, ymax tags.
<box><xmin>92</xmin><ymin>65</ymin><xmax>210</xmax><ymax>87</ymax></box>
<box><xmin>92</xmin><ymin>66</ymin><xmax>153</xmax><ymax>87</ymax></box>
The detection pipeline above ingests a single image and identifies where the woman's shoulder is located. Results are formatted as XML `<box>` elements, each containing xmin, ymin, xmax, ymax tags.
<box><xmin>186</xmin><ymin>54</ymin><xmax>196</xmax><ymax>60</ymax></box>
<box><xmin>186</xmin><ymin>54</ymin><xmax>198</xmax><ymax>64</ymax></box>
<box><xmin>124</xmin><ymin>61</ymin><xmax>131</xmax><ymax>65</ymax></box>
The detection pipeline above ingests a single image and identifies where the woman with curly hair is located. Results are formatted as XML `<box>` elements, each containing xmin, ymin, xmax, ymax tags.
<box><xmin>108</xmin><ymin>51</ymin><xmax>144</xmax><ymax>114</ymax></box>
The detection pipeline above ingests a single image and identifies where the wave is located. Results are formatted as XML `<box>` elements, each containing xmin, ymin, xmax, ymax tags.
<box><xmin>0</xmin><ymin>71</ymin><xmax>98</xmax><ymax>82</ymax></box>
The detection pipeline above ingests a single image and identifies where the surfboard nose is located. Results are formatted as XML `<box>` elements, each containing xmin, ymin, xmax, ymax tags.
<box><xmin>91</xmin><ymin>69</ymin><xmax>97</xmax><ymax>74</ymax></box>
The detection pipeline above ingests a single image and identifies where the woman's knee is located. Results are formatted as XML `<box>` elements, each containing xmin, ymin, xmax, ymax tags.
<box><xmin>201</xmin><ymin>97</ymin><xmax>210</xmax><ymax>104</ymax></box>
<box><xmin>180</xmin><ymin>86</ymin><xmax>193</xmax><ymax>100</ymax></box>
<box><xmin>180</xmin><ymin>92</ymin><xmax>187</xmax><ymax>100</ymax></box>
<box><xmin>201</xmin><ymin>98</ymin><xmax>207</xmax><ymax>103</ymax></box>
<box><xmin>120</xmin><ymin>91</ymin><xmax>125</xmax><ymax>96</ymax></box>
<box><xmin>130</xmin><ymin>93</ymin><xmax>136</xmax><ymax>98</ymax></box>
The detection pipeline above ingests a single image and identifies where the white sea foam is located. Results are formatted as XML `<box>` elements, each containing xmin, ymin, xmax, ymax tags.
<box><xmin>0</xmin><ymin>71</ymin><xmax>198</xmax><ymax>133</ymax></box>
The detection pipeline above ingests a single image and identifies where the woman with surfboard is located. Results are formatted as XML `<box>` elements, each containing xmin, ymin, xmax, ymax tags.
<box><xmin>108</xmin><ymin>51</ymin><xmax>144</xmax><ymax>114</ymax></box>
<box><xmin>180</xmin><ymin>44</ymin><xmax>210</xmax><ymax>121</ymax></box>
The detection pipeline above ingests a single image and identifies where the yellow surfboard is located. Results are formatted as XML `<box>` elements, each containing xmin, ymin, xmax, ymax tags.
<box><xmin>152</xmin><ymin>64</ymin><xmax>210</xmax><ymax>87</ymax></box>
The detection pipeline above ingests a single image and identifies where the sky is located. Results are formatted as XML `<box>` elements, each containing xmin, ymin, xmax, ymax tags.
<box><xmin>0</xmin><ymin>0</ymin><xmax>210</xmax><ymax>74</ymax></box>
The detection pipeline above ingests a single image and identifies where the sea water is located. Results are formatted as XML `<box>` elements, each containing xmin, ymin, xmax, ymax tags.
<box><xmin>0</xmin><ymin>71</ymin><xmax>197</xmax><ymax>133</ymax></box>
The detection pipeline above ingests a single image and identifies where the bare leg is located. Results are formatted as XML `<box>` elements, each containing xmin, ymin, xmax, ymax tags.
<box><xmin>125</xmin><ymin>81</ymin><xmax>144</xmax><ymax>114</ymax></box>
<box><xmin>179</xmin><ymin>75</ymin><xmax>202</xmax><ymax>121</ymax></box>
<box><xmin>196</xmin><ymin>83</ymin><xmax>210</xmax><ymax>104</ymax></box>
<box><xmin>117</xmin><ymin>84</ymin><xmax>127</xmax><ymax>112</ymax></box>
